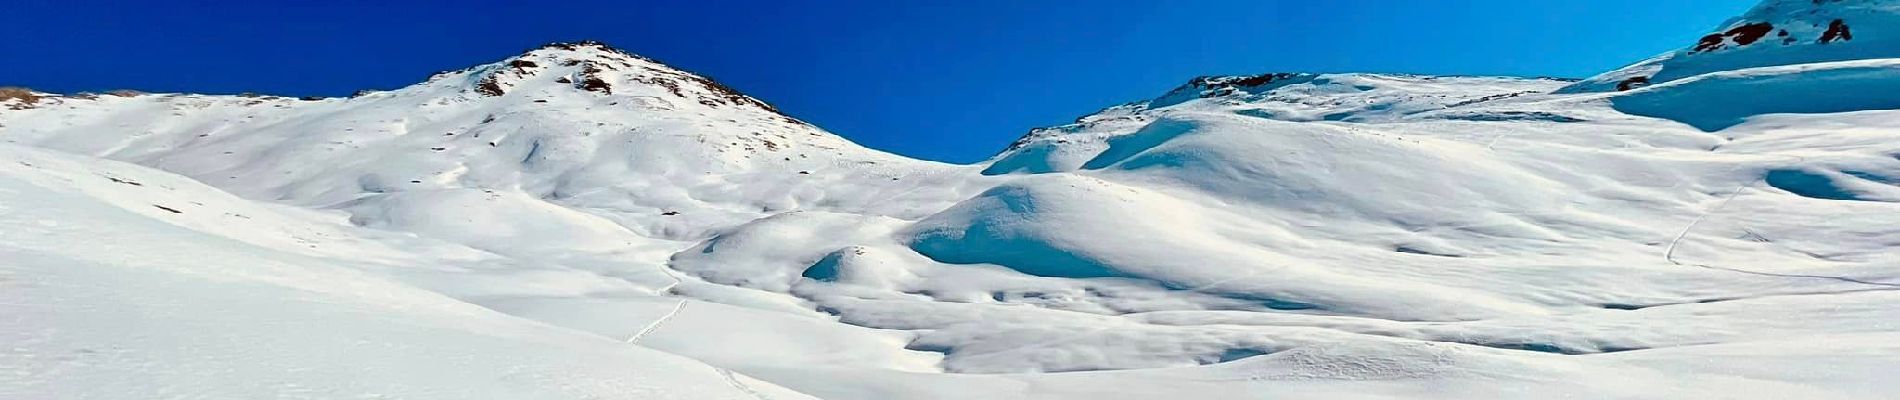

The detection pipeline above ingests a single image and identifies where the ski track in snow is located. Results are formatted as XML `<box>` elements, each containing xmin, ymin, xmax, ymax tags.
<box><xmin>1665</xmin><ymin>168</ymin><xmax>1900</xmax><ymax>289</ymax></box>
<box><xmin>714</xmin><ymin>367</ymin><xmax>774</xmax><ymax>400</ymax></box>
<box><xmin>622</xmin><ymin>294</ymin><xmax>771</xmax><ymax>400</ymax></box>
<box><xmin>626</xmin><ymin>299</ymin><xmax>688</xmax><ymax>344</ymax></box>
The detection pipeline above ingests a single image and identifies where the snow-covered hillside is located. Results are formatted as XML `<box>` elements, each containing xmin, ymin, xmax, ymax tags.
<box><xmin>1565</xmin><ymin>0</ymin><xmax>1900</xmax><ymax>93</ymax></box>
<box><xmin>0</xmin><ymin>144</ymin><xmax>821</xmax><ymax>400</ymax></box>
<box><xmin>9</xmin><ymin>0</ymin><xmax>1900</xmax><ymax>397</ymax></box>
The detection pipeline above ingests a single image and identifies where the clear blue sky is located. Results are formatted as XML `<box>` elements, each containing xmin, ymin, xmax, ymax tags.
<box><xmin>6</xmin><ymin>0</ymin><xmax>1754</xmax><ymax>163</ymax></box>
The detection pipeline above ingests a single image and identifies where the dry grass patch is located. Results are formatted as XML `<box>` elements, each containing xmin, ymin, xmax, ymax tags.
<box><xmin>1</xmin><ymin>86</ymin><xmax>43</xmax><ymax>109</ymax></box>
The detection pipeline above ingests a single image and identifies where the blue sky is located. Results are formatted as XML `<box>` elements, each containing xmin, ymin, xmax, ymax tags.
<box><xmin>7</xmin><ymin>0</ymin><xmax>1754</xmax><ymax>163</ymax></box>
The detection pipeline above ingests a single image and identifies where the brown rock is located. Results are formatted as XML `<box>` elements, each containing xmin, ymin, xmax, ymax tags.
<box><xmin>1821</xmin><ymin>19</ymin><xmax>1853</xmax><ymax>44</ymax></box>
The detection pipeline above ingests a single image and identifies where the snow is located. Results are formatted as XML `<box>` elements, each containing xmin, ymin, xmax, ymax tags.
<box><xmin>1567</xmin><ymin>0</ymin><xmax>1900</xmax><ymax>92</ymax></box>
<box><xmin>9</xmin><ymin>4</ymin><xmax>1900</xmax><ymax>397</ymax></box>
<box><xmin>1612</xmin><ymin>58</ymin><xmax>1900</xmax><ymax>131</ymax></box>
<box><xmin>0</xmin><ymin>145</ymin><xmax>816</xmax><ymax>400</ymax></box>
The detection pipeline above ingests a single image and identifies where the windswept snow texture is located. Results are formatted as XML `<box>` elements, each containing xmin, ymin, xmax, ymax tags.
<box><xmin>12</xmin><ymin>6</ymin><xmax>1900</xmax><ymax>398</ymax></box>
<box><xmin>0</xmin><ymin>145</ymin><xmax>820</xmax><ymax>400</ymax></box>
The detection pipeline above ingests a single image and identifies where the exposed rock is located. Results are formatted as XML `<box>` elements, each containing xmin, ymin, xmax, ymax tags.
<box><xmin>1821</xmin><ymin>19</ymin><xmax>1854</xmax><ymax>43</ymax></box>
<box><xmin>1616</xmin><ymin>76</ymin><xmax>1652</xmax><ymax>91</ymax></box>
<box><xmin>474</xmin><ymin>74</ymin><xmax>506</xmax><ymax>97</ymax></box>
<box><xmin>576</xmin><ymin>63</ymin><xmax>614</xmax><ymax>94</ymax></box>
<box><xmin>680</xmin><ymin>72</ymin><xmax>782</xmax><ymax>113</ymax></box>
<box><xmin>1183</xmin><ymin>73</ymin><xmax>1306</xmax><ymax>98</ymax></box>
<box><xmin>1694</xmin><ymin>22</ymin><xmax>1776</xmax><ymax>53</ymax></box>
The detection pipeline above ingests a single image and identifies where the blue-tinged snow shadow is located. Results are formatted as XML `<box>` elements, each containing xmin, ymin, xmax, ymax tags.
<box><xmin>1612</xmin><ymin>62</ymin><xmax>1900</xmax><ymax>132</ymax></box>
<box><xmin>1765</xmin><ymin>169</ymin><xmax>1868</xmax><ymax>201</ymax></box>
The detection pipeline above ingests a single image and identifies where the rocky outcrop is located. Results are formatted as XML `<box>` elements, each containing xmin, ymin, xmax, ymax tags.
<box><xmin>1693</xmin><ymin>22</ymin><xmax>1777</xmax><ymax>53</ymax></box>
<box><xmin>1822</xmin><ymin>19</ymin><xmax>1855</xmax><ymax>43</ymax></box>
<box><xmin>1616</xmin><ymin>76</ymin><xmax>1651</xmax><ymax>91</ymax></box>
<box><xmin>1177</xmin><ymin>73</ymin><xmax>1309</xmax><ymax>99</ymax></box>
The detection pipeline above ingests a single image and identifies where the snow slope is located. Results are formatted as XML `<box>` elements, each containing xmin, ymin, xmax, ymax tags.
<box><xmin>10</xmin><ymin>2</ymin><xmax>1900</xmax><ymax>397</ymax></box>
<box><xmin>0</xmin><ymin>144</ymin><xmax>819</xmax><ymax>400</ymax></box>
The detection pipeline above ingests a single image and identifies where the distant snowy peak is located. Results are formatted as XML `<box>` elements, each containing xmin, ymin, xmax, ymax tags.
<box><xmin>984</xmin><ymin>72</ymin><xmax>1570</xmax><ymax>174</ymax></box>
<box><xmin>1147</xmin><ymin>72</ymin><xmax>1317</xmax><ymax>108</ymax></box>
<box><xmin>1691</xmin><ymin>0</ymin><xmax>1879</xmax><ymax>53</ymax></box>
<box><xmin>426</xmin><ymin>40</ymin><xmax>802</xmax><ymax>124</ymax></box>
<box><xmin>1565</xmin><ymin>0</ymin><xmax>1900</xmax><ymax>92</ymax></box>
<box><xmin>1155</xmin><ymin>72</ymin><xmax>1570</xmax><ymax>119</ymax></box>
<box><xmin>0</xmin><ymin>39</ymin><xmax>904</xmax><ymax>218</ymax></box>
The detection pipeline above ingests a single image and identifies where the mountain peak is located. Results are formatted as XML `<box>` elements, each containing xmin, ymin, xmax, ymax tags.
<box><xmin>1149</xmin><ymin>72</ymin><xmax>1317</xmax><ymax>108</ymax></box>
<box><xmin>412</xmin><ymin>40</ymin><xmax>797</xmax><ymax>123</ymax></box>
<box><xmin>0</xmin><ymin>40</ymin><xmax>878</xmax><ymax>210</ymax></box>
<box><xmin>535</xmin><ymin>39</ymin><xmax>633</xmax><ymax>52</ymax></box>
<box><xmin>516</xmin><ymin>40</ymin><xmax>660</xmax><ymax>67</ymax></box>
<box><xmin>983</xmin><ymin>72</ymin><xmax>1571</xmax><ymax>174</ymax></box>
<box><xmin>1563</xmin><ymin>0</ymin><xmax>1900</xmax><ymax>92</ymax></box>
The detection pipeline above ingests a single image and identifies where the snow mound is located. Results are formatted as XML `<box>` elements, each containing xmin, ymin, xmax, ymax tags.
<box><xmin>340</xmin><ymin>188</ymin><xmax>651</xmax><ymax>253</ymax></box>
<box><xmin>672</xmin><ymin>210</ymin><xmax>907</xmax><ymax>291</ymax></box>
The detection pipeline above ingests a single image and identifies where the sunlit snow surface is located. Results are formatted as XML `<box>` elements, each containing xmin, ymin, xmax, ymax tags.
<box><xmin>8</xmin><ymin>2</ymin><xmax>1900</xmax><ymax>398</ymax></box>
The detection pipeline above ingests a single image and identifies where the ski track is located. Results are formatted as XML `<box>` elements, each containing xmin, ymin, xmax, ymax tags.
<box><xmin>715</xmin><ymin>367</ymin><xmax>774</xmax><ymax>400</ymax></box>
<box><xmin>1665</xmin><ymin>175</ymin><xmax>1900</xmax><ymax>289</ymax></box>
<box><xmin>621</xmin><ymin>294</ymin><xmax>772</xmax><ymax>400</ymax></box>
<box><xmin>626</xmin><ymin>299</ymin><xmax>688</xmax><ymax>344</ymax></box>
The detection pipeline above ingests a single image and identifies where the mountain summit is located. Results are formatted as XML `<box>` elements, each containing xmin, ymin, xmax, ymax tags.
<box><xmin>1565</xmin><ymin>0</ymin><xmax>1900</xmax><ymax>92</ymax></box>
<box><xmin>447</xmin><ymin>41</ymin><xmax>796</xmax><ymax>120</ymax></box>
<box><xmin>0</xmin><ymin>40</ymin><xmax>951</xmax><ymax>243</ymax></box>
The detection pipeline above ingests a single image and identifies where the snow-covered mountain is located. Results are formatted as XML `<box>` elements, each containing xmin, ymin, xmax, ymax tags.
<box><xmin>1565</xmin><ymin>0</ymin><xmax>1900</xmax><ymax>93</ymax></box>
<box><xmin>9</xmin><ymin>1</ymin><xmax>1900</xmax><ymax>397</ymax></box>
